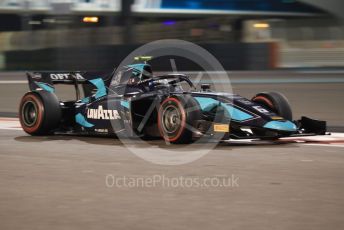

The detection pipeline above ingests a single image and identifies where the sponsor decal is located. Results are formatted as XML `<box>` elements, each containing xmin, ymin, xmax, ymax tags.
<box><xmin>271</xmin><ymin>116</ymin><xmax>284</xmax><ymax>120</ymax></box>
<box><xmin>32</xmin><ymin>74</ymin><xmax>42</xmax><ymax>79</ymax></box>
<box><xmin>214</xmin><ymin>124</ymin><xmax>230</xmax><ymax>133</ymax></box>
<box><xmin>50</xmin><ymin>73</ymin><xmax>84</xmax><ymax>80</ymax></box>
<box><xmin>87</xmin><ymin>105</ymin><xmax>121</xmax><ymax>120</ymax></box>
<box><xmin>95</xmin><ymin>129</ymin><xmax>109</xmax><ymax>133</ymax></box>
<box><xmin>237</xmin><ymin>99</ymin><xmax>252</xmax><ymax>105</ymax></box>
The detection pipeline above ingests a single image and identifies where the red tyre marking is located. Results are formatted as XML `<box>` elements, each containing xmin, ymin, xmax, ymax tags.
<box><xmin>158</xmin><ymin>97</ymin><xmax>186</xmax><ymax>142</ymax></box>
<box><xmin>19</xmin><ymin>94</ymin><xmax>44</xmax><ymax>133</ymax></box>
<box><xmin>252</xmin><ymin>96</ymin><xmax>274</xmax><ymax>109</ymax></box>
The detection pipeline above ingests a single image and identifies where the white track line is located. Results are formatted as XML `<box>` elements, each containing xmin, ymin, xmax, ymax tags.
<box><xmin>0</xmin><ymin>118</ymin><xmax>21</xmax><ymax>130</ymax></box>
<box><xmin>0</xmin><ymin>80</ymin><xmax>27</xmax><ymax>84</ymax></box>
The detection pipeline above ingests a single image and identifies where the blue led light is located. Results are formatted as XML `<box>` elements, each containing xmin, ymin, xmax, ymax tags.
<box><xmin>163</xmin><ymin>20</ymin><xmax>176</xmax><ymax>26</ymax></box>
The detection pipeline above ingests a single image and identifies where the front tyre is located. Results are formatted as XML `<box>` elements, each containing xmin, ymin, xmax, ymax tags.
<box><xmin>19</xmin><ymin>91</ymin><xmax>61</xmax><ymax>135</ymax></box>
<box><xmin>252</xmin><ymin>92</ymin><xmax>292</xmax><ymax>121</ymax></box>
<box><xmin>251</xmin><ymin>92</ymin><xmax>293</xmax><ymax>139</ymax></box>
<box><xmin>158</xmin><ymin>95</ymin><xmax>200</xmax><ymax>144</ymax></box>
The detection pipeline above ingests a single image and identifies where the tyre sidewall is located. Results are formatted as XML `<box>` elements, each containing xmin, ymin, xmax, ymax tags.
<box><xmin>158</xmin><ymin>95</ymin><xmax>200</xmax><ymax>144</ymax></box>
<box><xmin>19</xmin><ymin>93</ymin><xmax>45</xmax><ymax>134</ymax></box>
<box><xmin>19</xmin><ymin>91</ymin><xmax>61</xmax><ymax>135</ymax></box>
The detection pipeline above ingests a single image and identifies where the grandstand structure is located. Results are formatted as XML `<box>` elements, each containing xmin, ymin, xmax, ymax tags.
<box><xmin>0</xmin><ymin>0</ymin><xmax>343</xmax><ymax>69</ymax></box>
<box><xmin>0</xmin><ymin>0</ymin><xmax>328</xmax><ymax>15</ymax></box>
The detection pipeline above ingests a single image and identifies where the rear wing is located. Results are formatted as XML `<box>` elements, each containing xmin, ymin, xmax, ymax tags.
<box><xmin>27</xmin><ymin>71</ymin><xmax>113</xmax><ymax>100</ymax></box>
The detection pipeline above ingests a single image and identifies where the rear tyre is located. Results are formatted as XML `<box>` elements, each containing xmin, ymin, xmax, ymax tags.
<box><xmin>158</xmin><ymin>95</ymin><xmax>200</xmax><ymax>144</ymax></box>
<box><xmin>19</xmin><ymin>91</ymin><xmax>61</xmax><ymax>135</ymax></box>
<box><xmin>252</xmin><ymin>92</ymin><xmax>292</xmax><ymax>120</ymax></box>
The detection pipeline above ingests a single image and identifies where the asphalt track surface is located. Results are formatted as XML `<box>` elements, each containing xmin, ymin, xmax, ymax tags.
<box><xmin>0</xmin><ymin>71</ymin><xmax>344</xmax><ymax>230</ymax></box>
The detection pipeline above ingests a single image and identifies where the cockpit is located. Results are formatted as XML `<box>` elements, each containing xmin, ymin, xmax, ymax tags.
<box><xmin>111</xmin><ymin>64</ymin><xmax>153</xmax><ymax>87</ymax></box>
<box><xmin>109</xmin><ymin>60</ymin><xmax>194</xmax><ymax>96</ymax></box>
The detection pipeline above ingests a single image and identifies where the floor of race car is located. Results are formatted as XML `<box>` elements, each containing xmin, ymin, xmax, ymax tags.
<box><xmin>0</xmin><ymin>118</ymin><xmax>344</xmax><ymax>230</ymax></box>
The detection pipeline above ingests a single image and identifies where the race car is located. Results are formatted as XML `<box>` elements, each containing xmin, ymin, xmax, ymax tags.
<box><xmin>19</xmin><ymin>57</ymin><xmax>326</xmax><ymax>144</ymax></box>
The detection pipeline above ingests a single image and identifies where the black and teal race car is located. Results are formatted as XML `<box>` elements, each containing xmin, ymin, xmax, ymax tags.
<box><xmin>19</xmin><ymin>58</ymin><xmax>326</xmax><ymax>143</ymax></box>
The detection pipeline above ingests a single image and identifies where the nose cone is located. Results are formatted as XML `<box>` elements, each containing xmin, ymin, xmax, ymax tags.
<box><xmin>263</xmin><ymin>120</ymin><xmax>297</xmax><ymax>132</ymax></box>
